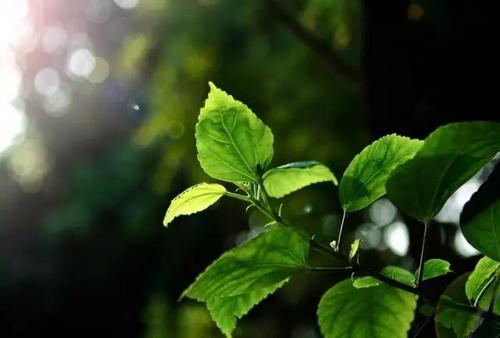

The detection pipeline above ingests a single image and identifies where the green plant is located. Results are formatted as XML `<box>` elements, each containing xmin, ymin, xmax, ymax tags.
<box><xmin>164</xmin><ymin>83</ymin><xmax>500</xmax><ymax>337</ymax></box>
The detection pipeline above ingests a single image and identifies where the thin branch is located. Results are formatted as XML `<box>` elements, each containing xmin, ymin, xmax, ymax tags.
<box><xmin>334</xmin><ymin>210</ymin><xmax>347</xmax><ymax>252</ymax></box>
<box><xmin>416</xmin><ymin>221</ymin><xmax>430</xmax><ymax>287</ymax></box>
<box><xmin>264</xmin><ymin>0</ymin><xmax>363</xmax><ymax>90</ymax></box>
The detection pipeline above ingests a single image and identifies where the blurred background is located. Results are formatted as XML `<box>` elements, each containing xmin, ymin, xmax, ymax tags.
<box><xmin>0</xmin><ymin>0</ymin><xmax>498</xmax><ymax>337</ymax></box>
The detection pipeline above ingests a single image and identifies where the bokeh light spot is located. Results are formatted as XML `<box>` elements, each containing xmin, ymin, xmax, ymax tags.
<box><xmin>384</xmin><ymin>221</ymin><xmax>409</xmax><ymax>256</ymax></box>
<box><xmin>67</xmin><ymin>48</ymin><xmax>96</xmax><ymax>77</ymax></box>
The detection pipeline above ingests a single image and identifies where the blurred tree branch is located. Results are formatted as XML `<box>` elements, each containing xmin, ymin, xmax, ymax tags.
<box><xmin>264</xmin><ymin>0</ymin><xmax>363</xmax><ymax>90</ymax></box>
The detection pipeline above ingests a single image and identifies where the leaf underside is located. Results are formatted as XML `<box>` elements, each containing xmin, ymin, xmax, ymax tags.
<box><xmin>263</xmin><ymin>161</ymin><xmax>337</xmax><ymax>198</ymax></box>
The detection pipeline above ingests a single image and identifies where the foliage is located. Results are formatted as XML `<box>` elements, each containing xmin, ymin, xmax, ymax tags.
<box><xmin>164</xmin><ymin>84</ymin><xmax>500</xmax><ymax>337</ymax></box>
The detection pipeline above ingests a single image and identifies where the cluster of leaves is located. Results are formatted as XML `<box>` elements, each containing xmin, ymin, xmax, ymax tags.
<box><xmin>164</xmin><ymin>83</ymin><xmax>500</xmax><ymax>337</ymax></box>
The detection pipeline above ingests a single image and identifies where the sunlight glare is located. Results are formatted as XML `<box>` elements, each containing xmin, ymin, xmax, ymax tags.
<box><xmin>0</xmin><ymin>1</ymin><xmax>30</xmax><ymax>153</ymax></box>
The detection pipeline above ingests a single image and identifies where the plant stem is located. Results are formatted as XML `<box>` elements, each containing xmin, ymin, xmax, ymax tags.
<box><xmin>416</xmin><ymin>221</ymin><xmax>430</xmax><ymax>287</ymax></box>
<box><xmin>335</xmin><ymin>210</ymin><xmax>347</xmax><ymax>252</ymax></box>
<box><xmin>243</xmin><ymin>177</ymin><xmax>425</xmax><ymax>298</ymax></box>
<box><xmin>224</xmin><ymin>191</ymin><xmax>250</xmax><ymax>202</ymax></box>
<box><xmin>309</xmin><ymin>239</ymin><xmax>423</xmax><ymax>297</ymax></box>
<box><xmin>307</xmin><ymin>266</ymin><xmax>353</xmax><ymax>272</ymax></box>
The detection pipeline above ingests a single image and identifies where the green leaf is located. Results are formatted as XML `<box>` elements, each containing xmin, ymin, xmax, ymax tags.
<box><xmin>207</xmin><ymin>280</ymin><xmax>287</xmax><ymax>338</ymax></box>
<box><xmin>349</xmin><ymin>239</ymin><xmax>361</xmax><ymax>261</ymax></box>
<box><xmin>386</xmin><ymin>122</ymin><xmax>500</xmax><ymax>223</ymax></box>
<box><xmin>461</xmin><ymin>166</ymin><xmax>500</xmax><ymax>260</ymax></box>
<box><xmin>435</xmin><ymin>274</ymin><xmax>484</xmax><ymax>338</ymax></box>
<box><xmin>436</xmin><ymin>295</ymin><xmax>483</xmax><ymax>338</ymax></box>
<box><xmin>182</xmin><ymin>225</ymin><xmax>309</xmax><ymax>301</ymax></box>
<box><xmin>163</xmin><ymin>183</ymin><xmax>226</xmax><ymax>227</ymax></box>
<box><xmin>339</xmin><ymin>134</ymin><xmax>423</xmax><ymax>212</ymax></box>
<box><xmin>466</xmin><ymin>256</ymin><xmax>500</xmax><ymax>304</ymax></box>
<box><xmin>195</xmin><ymin>82</ymin><xmax>274</xmax><ymax>183</ymax></box>
<box><xmin>381</xmin><ymin>266</ymin><xmax>416</xmax><ymax>287</ymax></box>
<box><xmin>318</xmin><ymin>279</ymin><xmax>417</xmax><ymax>338</ymax></box>
<box><xmin>263</xmin><ymin>161</ymin><xmax>337</xmax><ymax>198</ymax></box>
<box><xmin>352</xmin><ymin>276</ymin><xmax>380</xmax><ymax>289</ymax></box>
<box><xmin>417</xmin><ymin>259</ymin><xmax>451</xmax><ymax>282</ymax></box>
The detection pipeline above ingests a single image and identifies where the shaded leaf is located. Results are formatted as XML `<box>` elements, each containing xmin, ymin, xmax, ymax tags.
<box><xmin>263</xmin><ymin>161</ymin><xmax>337</xmax><ymax>198</ymax></box>
<box><xmin>387</xmin><ymin>122</ymin><xmax>500</xmax><ymax>223</ymax></box>
<box><xmin>196</xmin><ymin>82</ymin><xmax>274</xmax><ymax>183</ymax></box>
<box><xmin>163</xmin><ymin>183</ymin><xmax>226</xmax><ymax>227</ymax></box>
<box><xmin>182</xmin><ymin>225</ymin><xmax>309</xmax><ymax>301</ymax></box>
<box><xmin>461</xmin><ymin>166</ymin><xmax>500</xmax><ymax>260</ymax></box>
<box><xmin>381</xmin><ymin>266</ymin><xmax>416</xmax><ymax>287</ymax></box>
<box><xmin>339</xmin><ymin>134</ymin><xmax>422</xmax><ymax>212</ymax></box>
<box><xmin>318</xmin><ymin>279</ymin><xmax>417</xmax><ymax>338</ymax></box>
<box><xmin>207</xmin><ymin>280</ymin><xmax>287</xmax><ymax>338</ymax></box>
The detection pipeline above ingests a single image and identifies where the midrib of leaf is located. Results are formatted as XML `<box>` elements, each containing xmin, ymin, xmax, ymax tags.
<box><xmin>426</xmin><ymin>152</ymin><xmax>459</xmax><ymax>220</ymax></box>
<box><xmin>202</xmin><ymin>143</ymin><xmax>255</xmax><ymax>181</ymax></box>
<box><xmin>218</xmin><ymin>111</ymin><xmax>254</xmax><ymax>178</ymax></box>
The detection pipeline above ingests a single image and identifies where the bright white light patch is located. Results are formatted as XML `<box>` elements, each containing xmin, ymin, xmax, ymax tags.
<box><xmin>435</xmin><ymin>178</ymin><xmax>481</xmax><ymax>224</ymax></box>
<box><xmin>454</xmin><ymin>231</ymin><xmax>479</xmax><ymax>257</ymax></box>
<box><xmin>0</xmin><ymin>103</ymin><xmax>26</xmax><ymax>152</ymax></box>
<box><xmin>113</xmin><ymin>0</ymin><xmax>140</xmax><ymax>10</ymax></box>
<box><xmin>67</xmin><ymin>48</ymin><xmax>96</xmax><ymax>77</ymax></box>
<box><xmin>384</xmin><ymin>221</ymin><xmax>409</xmax><ymax>256</ymax></box>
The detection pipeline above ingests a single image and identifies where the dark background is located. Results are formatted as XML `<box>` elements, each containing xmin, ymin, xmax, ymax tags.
<box><xmin>0</xmin><ymin>0</ymin><xmax>498</xmax><ymax>337</ymax></box>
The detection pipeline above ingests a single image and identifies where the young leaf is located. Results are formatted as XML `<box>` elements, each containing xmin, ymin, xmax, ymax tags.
<box><xmin>182</xmin><ymin>225</ymin><xmax>309</xmax><ymax>301</ymax></box>
<box><xmin>465</xmin><ymin>256</ymin><xmax>500</xmax><ymax>304</ymax></box>
<box><xmin>339</xmin><ymin>134</ymin><xmax>423</xmax><ymax>212</ymax></box>
<box><xmin>207</xmin><ymin>280</ymin><xmax>287</xmax><ymax>338</ymax></box>
<box><xmin>163</xmin><ymin>183</ymin><xmax>226</xmax><ymax>227</ymax></box>
<box><xmin>318</xmin><ymin>279</ymin><xmax>417</xmax><ymax>338</ymax></box>
<box><xmin>461</xmin><ymin>166</ymin><xmax>500</xmax><ymax>260</ymax></box>
<box><xmin>386</xmin><ymin>122</ymin><xmax>500</xmax><ymax>223</ymax></box>
<box><xmin>352</xmin><ymin>276</ymin><xmax>380</xmax><ymax>289</ymax></box>
<box><xmin>381</xmin><ymin>266</ymin><xmax>416</xmax><ymax>287</ymax></box>
<box><xmin>262</xmin><ymin>161</ymin><xmax>337</xmax><ymax>198</ymax></box>
<box><xmin>417</xmin><ymin>258</ymin><xmax>451</xmax><ymax>282</ymax></box>
<box><xmin>349</xmin><ymin>239</ymin><xmax>361</xmax><ymax>261</ymax></box>
<box><xmin>195</xmin><ymin>82</ymin><xmax>274</xmax><ymax>183</ymax></box>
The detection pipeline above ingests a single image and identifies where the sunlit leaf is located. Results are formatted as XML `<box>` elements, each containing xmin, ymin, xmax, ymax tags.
<box><xmin>352</xmin><ymin>276</ymin><xmax>379</xmax><ymax>289</ymax></box>
<box><xmin>418</xmin><ymin>259</ymin><xmax>451</xmax><ymax>282</ymax></box>
<box><xmin>466</xmin><ymin>256</ymin><xmax>500</xmax><ymax>305</ymax></box>
<box><xmin>387</xmin><ymin>122</ymin><xmax>500</xmax><ymax>223</ymax></box>
<box><xmin>182</xmin><ymin>225</ymin><xmax>309</xmax><ymax>301</ymax></box>
<box><xmin>339</xmin><ymin>134</ymin><xmax>422</xmax><ymax>212</ymax></box>
<box><xmin>195</xmin><ymin>82</ymin><xmax>274</xmax><ymax>183</ymax></box>
<box><xmin>461</xmin><ymin>166</ymin><xmax>500</xmax><ymax>260</ymax></box>
<box><xmin>263</xmin><ymin>161</ymin><xmax>337</xmax><ymax>198</ymax></box>
<box><xmin>381</xmin><ymin>266</ymin><xmax>416</xmax><ymax>287</ymax></box>
<box><xmin>349</xmin><ymin>239</ymin><xmax>361</xmax><ymax>261</ymax></box>
<box><xmin>163</xmin><ymin>183</ymin><xmax>226</xmax><ymax>227</ymax></box>
<box><xmin>207</xmin><ymin>280</ymin><xmax>287</xmax><ymax>338</ymax></box>
<box><xmin>318</xmin><ymin>279</ymin><xmax>417</xmax><ymax>338</ymax></box>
